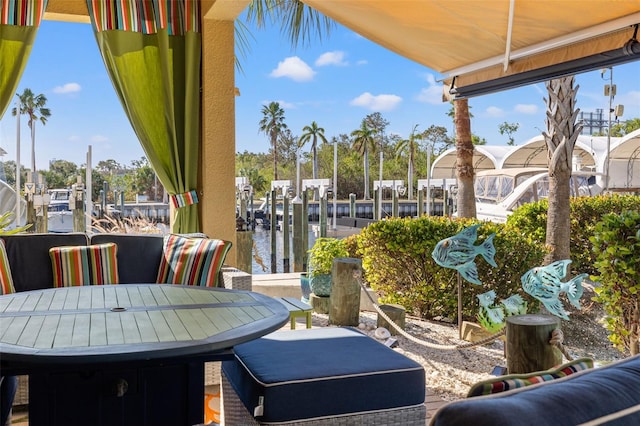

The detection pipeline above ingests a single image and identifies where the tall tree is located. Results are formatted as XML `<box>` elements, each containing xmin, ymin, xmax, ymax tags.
<box><xmin>422</xmin><ymin>125</ymin><xmax>453</xmax><ymax>156</ymax></box>
<box><xmin>277</xmin><ymin>128</ymin><xmax>299</xmax><ymax>165</ymax></box>
<box><xmin>543</xmin><ymin>76</ymin><xmax>582</xmax><ymax>264</ymax></box>
<box><xmin>499</xmin><ymin>121</ymin><xmax>520</xmax><ymax>146</ymax></box>
<box><xmin>299</xmin><ymin>121</ymin><xmax>328</xmax><ymax>181</ymax></box>
<box><xmin>351</xmin><ymin>121</ymin><xmax>378</xmax><ymax>199</ymax></box>
<box><xmin>12</xmin><ymin>88</ymin><xmax>51</xmax><ymax>174</ymax></box>
<box><xmin>259</xmin><ymin>101</ymin><xmax>288</xmax><ymax>180</ymax></box>
<box><xmin>41</xmin><ymin>160</ymin><xmax>78</xmax><ymax>189</ymax></box>
<box><xmin>454</xmin><ymin>98</ymin><xmax>476</xmax><ymax>218</ymax></box>
<box><xmin>394</xmin><ymin>124</ymin><xmax>422</xmax><ymax>200</ymax></box>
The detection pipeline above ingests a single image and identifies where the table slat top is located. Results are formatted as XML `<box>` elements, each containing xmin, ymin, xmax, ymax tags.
<box><xmin>0</xmin><ymin>284</ymin><xmax>289</xmax><ymax>366</ymax></box>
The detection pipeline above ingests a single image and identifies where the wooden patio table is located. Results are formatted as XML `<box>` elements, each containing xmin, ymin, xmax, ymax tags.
<box><xmin>0</xmin><ymin>284</ymin><xmax>289</xmax><ymax>426</ymax></box>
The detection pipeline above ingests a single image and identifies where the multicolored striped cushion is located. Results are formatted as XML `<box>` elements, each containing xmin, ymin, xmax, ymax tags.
<box><xmin>0</xmin><ymin>239</ymin><xmax>15</xmax><ymax>294</ymax></box>
<box><xmin>156</xmin><ymin>234</ymin><xmax>231</xmax><ymax>287</ymax></box>
<box><xmin>49</xmin><ymin>243</ymin><xmax>119</xmax><ymax>287</ymax></box>
<box><xmin>467</xmin><ymin>357</ymin><xmax>594</xmax><ymax>397</ymax></box>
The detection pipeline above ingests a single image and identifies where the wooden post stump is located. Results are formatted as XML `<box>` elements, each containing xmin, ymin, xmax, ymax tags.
<box><xmin>506</xmin><ymin>314</ymin><xmax>562</xmax><ymax>374</ymax></box>
<box><xmin>329</xmin><ymin>257</ymin><xmax>362</xmax><ymax>326</ymax></box>
<box><xmin>377</xmin><ymin>304</ymin><xmax>406</xmax><ymax>335</ymax></box>
<box><xmin>309</xmin><ymin>294</ymin><xmax>330</xmax><ymax>314</ymax></box>
<box><xmin>236</xmin><ymin>230</ymin><xmax>252</xmax><ymax>273</ymax></box>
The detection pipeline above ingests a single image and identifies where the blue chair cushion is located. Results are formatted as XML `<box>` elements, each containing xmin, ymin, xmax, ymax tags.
<box><xmin>222</xmin><ymin>327</ymin><xmax>425</xmax><ymax>423</ymax></box>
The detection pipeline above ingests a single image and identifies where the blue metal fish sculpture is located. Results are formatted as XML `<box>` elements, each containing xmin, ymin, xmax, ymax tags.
<box><xmin>501</xmin><ymin>294</ymin><xmax>526</xmax><ymax>316</ymax></box>
<box><xmin>477</xmin><ymin>290</ymin><xmax>504</xmax><ymax>324</ymax></box>
<box><xmin>432</xmin><ymin>224</ymin><xmax>497</xmax><ymax>285</ymax></box>
<box><xmin>477</xmin><ymin>291</ymin><xmax>528</xmax><ymax>331</ymax></box>
<box><xmin>520</xmin><ymin>260</ymin><xmax>587</xmax><ymax>320</ymax></box>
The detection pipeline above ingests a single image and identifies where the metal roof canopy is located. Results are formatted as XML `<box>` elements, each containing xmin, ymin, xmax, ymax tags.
<box><xmin>302</xmin><ymin>0</ymin><xmax>640</xmax><ymax>99</ymax></box>
<box><xmin>430</xmin><ymin>145</ymin><xmax>512</xmax><ymax>179</ymax></box>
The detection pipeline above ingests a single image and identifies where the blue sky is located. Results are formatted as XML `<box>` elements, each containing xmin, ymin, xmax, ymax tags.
<box><xmin>1</xmin><ymin>16</ymin><xmax>639</xmax><ymax>171</ymax></box>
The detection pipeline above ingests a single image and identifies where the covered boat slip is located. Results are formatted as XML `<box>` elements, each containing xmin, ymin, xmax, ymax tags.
<box><xmin>431</xmin><ymin>130</ymin><xmax>640</xmax><ymax>193</ymax></box>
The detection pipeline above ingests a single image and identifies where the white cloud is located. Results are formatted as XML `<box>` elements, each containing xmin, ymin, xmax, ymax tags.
<box><xmin>350</xmin><ymin>92</ymin><xmax>402</xmax><ymax>111</ymax></box>
<box><xmin>514</xmin><ymin>104</ymin><xmax>539</xmax><ymax>114</ymax></box>
<box><xmin>356</xmin><ymin>59</ymin><xmax>368</xmax><ymax>66</ymax></box>
<box><xmin>90</xmin><ymin>134</ymin><xmax>109</xmax><ymax>143</ymax></box>
<box><xmin>416</xmin><ymin>73</ymin><xmax>443</xmax><ymax>105</ymax></box>
<box><xmin>53</xmin><ymin>83</ymin><xmax>81</xmax><ymax>94</ymax></box>
<box><xmin>485</xmin><ymin>106</ymin><xmax>504</xmax><ymax>117</ymax></box>
<box><xmin>270</xmin><ymin>57</ymin><xmax>315</xmax><ymax>82</ymax></box>
<box><xmin>315</xmin><ymin>51</ymin><xmax>348</xmax><ymax>67</ymax></box>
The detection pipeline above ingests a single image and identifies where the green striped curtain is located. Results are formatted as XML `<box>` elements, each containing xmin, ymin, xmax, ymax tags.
<box><xmin>86</xmin><ymin>0</ymin><xmax>201</xmax><ymax>233</ymax></box>
<box><xmin>0</xmin><ymin>0</ymin><xmax>48</xmax><ymax>118</ymax></box>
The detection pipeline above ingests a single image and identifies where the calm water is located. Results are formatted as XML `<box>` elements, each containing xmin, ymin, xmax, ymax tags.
<box><xmin>249</xmin><ymin>226</ymin><xmax>317</xmax><ymax>274</ymax></box>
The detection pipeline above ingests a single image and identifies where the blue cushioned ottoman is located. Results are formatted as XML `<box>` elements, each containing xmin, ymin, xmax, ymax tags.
<box><xmin>221</xmin><ymin>327</ymin><xmax>426</xmax><ymax>425</ymax></box>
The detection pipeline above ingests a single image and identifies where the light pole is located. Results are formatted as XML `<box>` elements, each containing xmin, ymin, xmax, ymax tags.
<box><xmin>603</xmin><ymin>67</ymin><xmax>614</xmax><ymax>191</ymax></box>
<box><xmin>601</xmin><ymin>67</ymin><xmax>625</xmax><ymax>191</ymax></box>
<box><xmin>426</xmin><ymin>144</ymin><xmax>432</xmax><ymax>216</ymax></box>
<box><xmin>378</xmin><ymin>150</ymin><xmax>383</xmax><ymax>220</ymax></box>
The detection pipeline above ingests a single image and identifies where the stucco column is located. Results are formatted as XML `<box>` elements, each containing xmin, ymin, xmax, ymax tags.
<box><xmin>201</xmin><ymin>18</ymin><xmax>237</xmax><ymax>265</ymax></box>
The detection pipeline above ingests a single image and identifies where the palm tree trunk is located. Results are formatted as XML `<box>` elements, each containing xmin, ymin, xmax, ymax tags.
<box><xmin>543</xmin><ymin>76</ymin><xmax>581</xmax><ymax>265</ymax></box>
<box><xmin>454</xmin><ymin>98</ymin><xmax>476</xmax><ymax>218</ymax></box>
<box><xmin>363</xmin><ymin>149</ymin><xmax>370</xmax><ymax>199</ymax></box>
<box><xmin>312</xmin><ymin>145</ymin><xmax>318</xmax><ymax>180</ymax></box>
<box><xmin>408</xmin><ymin>151</ymin><xmax>414</xmax><ymax>200</ymax></box>
<box><xmin>31</xmin><ymin>123</ymin><xmax>37</xmax><ymax>174</ymax></box>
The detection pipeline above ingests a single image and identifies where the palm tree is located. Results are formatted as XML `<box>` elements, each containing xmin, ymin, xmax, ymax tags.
<box><xmin>543</xmin><ymin>76</ymin><xmax>581</xmax><ymax>264</ymax></box>
<box><xmin>12</xmin><ymin>88</ymin><xmax>51</xmax><ymax>174</ymax></box>
<box><xmin>454</xmin><ymin>98</ymin><xmax>476</xmax><ymax>218</ymax></box>
<box><xmin>394</xmin><ymin>124</ymin><xmax>422</xmax><ymax>200</ymax></box>
<box><xmin>259</xmin><ymin>101</ymin><xmax>287</xmax><ymax>180</ymax></box>
<box><xmin>351</xmin><ymin>121</ymin><xmax>378</xmax><ymax>199</ymax></box>
<box><xmin>298</xmin><ymin>121</ymin><xmax>328</xmax><ymax>181</ymax></box>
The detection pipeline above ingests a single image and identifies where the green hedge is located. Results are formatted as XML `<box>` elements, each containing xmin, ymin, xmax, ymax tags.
<box><xmin>355</xmin><ymin>216</ymin><xmax>546</xmax><ymax>321</ymax></box>
<box><xmin>590</xmin><ymin>210</ymin><xmax>640</xmax><ymax>355</ymax></box>
<box><xmin>506</xmin><ymin>195</ymin><xmax>640</xmax><ymax>276</ymax></box>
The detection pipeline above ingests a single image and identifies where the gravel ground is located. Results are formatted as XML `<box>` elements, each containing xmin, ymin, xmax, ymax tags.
<box><xmin>310</xmin><ymin>285</ymin><xmax>627</xmax><ymax>402</ymax></box>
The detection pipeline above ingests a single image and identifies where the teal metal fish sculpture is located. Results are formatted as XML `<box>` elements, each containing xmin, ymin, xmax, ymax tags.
<box><xmin>477</xmin><ymin>290</ymin><xmax>505</xmax><ymax>324</ymax></box>
<box><xmin>520</xmin><ymin>260</ymin><xmax>587</xmax><ymax>320</ymax></box>
<box><xmin>477</xmin><ymin>291</ymin><xmax>527</xmax><ymax>327</ymax></box>
<box><xmin>501</xmin><ymin>294</ymin><xmax>526</xmax><ymax>316</ymax></box>
<box><xmin>431</xmin><ymin>224</ymin><xmax>497</xmax><ymax>285</ymax></box>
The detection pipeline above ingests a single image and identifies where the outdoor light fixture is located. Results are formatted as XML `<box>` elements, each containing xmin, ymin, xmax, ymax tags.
<box><xmin>449</xmin><ymin>26</ymin><xmax>640</xmax><ymax>99</ymax></box>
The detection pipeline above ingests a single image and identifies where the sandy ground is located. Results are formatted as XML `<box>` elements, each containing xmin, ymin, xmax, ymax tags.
<box><xmin>310</xmin><ymin>287</ymin><xmax>627</xmax><ymax>402</ymax></box>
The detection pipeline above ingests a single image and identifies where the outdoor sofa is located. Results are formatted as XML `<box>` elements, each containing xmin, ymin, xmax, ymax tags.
<box><xmin>429</xmin><ymin>353</ymin><xmax>640</xmax><ymax>426</ymax></box>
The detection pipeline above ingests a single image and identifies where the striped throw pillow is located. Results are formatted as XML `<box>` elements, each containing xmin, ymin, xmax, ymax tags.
<box><xmin>0</xmin><ymin>239</ymin><xmax>15</xmax><ymax>294</ymax></box>
<box><xmin>156</xmin><ymin>234</ymin><xmax>231</xmax><ymax>287</ymax></box>
<box><xmin>50</xmin><ymin>243</ymin><xmax>119</xmax><ymax>287</ymax></box>
<box><xmin>467</xmin><ymin>357</ymin><xmax>594</xmax><ymax>397</ymax></box>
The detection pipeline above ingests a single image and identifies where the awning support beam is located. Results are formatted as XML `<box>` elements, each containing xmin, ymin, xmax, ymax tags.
<box><xmin>503</xmin><ymin>0</ymin><xmax>515</xmax><ymax>72</ymax></box>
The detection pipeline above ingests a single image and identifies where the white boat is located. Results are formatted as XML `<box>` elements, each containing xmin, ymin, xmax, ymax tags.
<box><xmin>47</xmin><ymin>189</ymin><xmax>74</xmax><ymax>233</ymax></box>
<box><xmin>474</xmin><ymin>167</ymin><xmax>603</xmax><ymax>223</ymax></box>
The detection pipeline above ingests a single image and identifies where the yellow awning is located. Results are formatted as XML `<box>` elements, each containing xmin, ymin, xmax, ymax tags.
<box><xmin>302</xmin><ymin>0</ymin><xmax>640</xmax><ymax>98</ymax></box>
